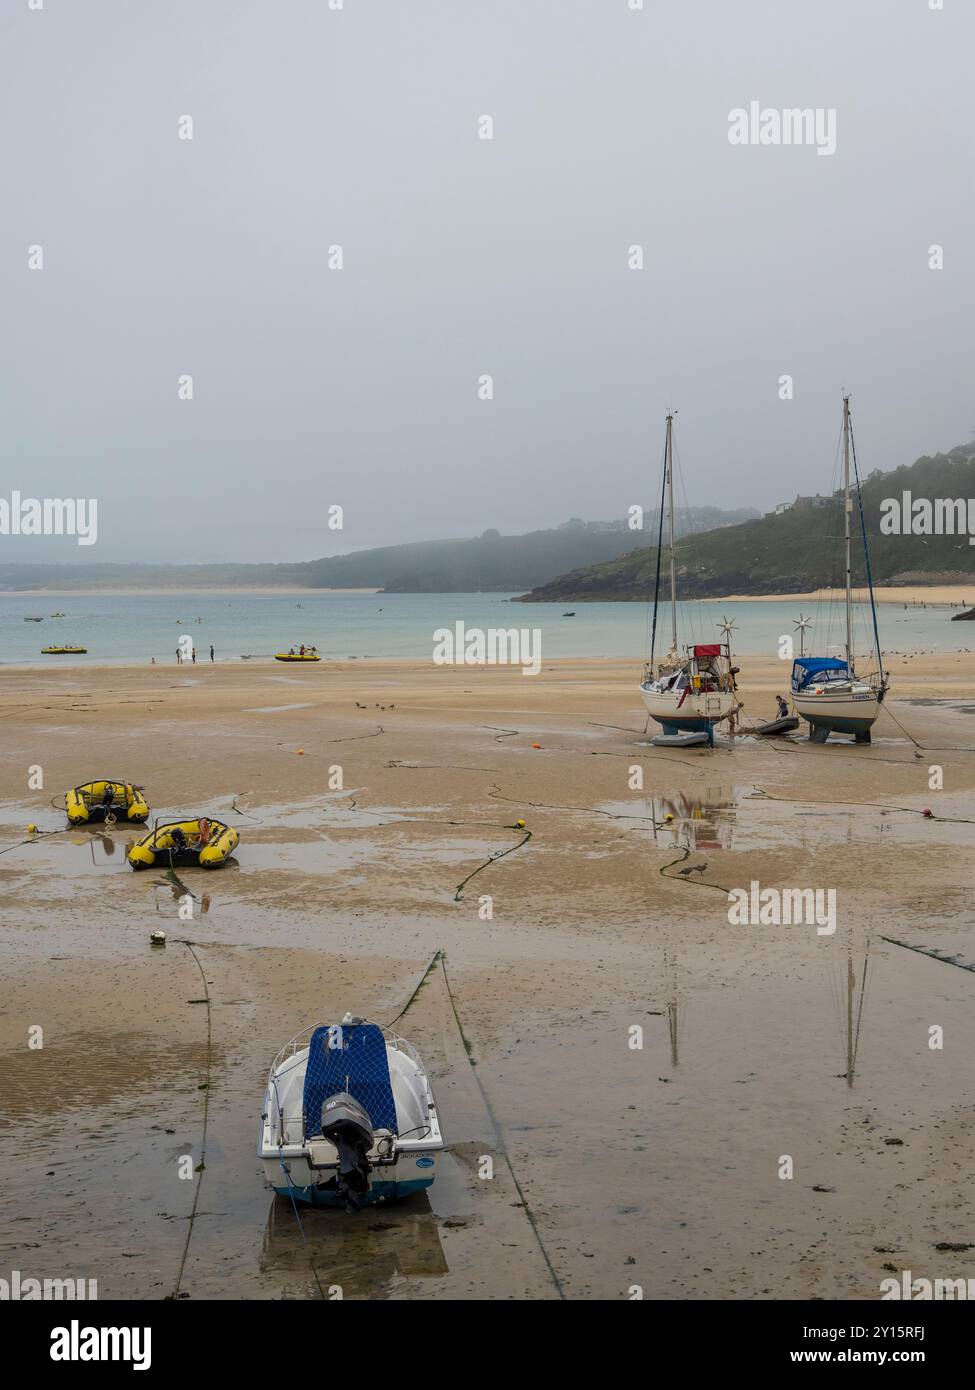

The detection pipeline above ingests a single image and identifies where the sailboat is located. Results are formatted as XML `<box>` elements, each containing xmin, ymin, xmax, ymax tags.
<box><xmin>791</xmin><ymin>395</ymin><xmax>887</xmax><ymax>744</ymax></box>
<box><xmin>640</xmin><ymin>412</ymin><xmax>740</xmax><ymax>737</ymax></box>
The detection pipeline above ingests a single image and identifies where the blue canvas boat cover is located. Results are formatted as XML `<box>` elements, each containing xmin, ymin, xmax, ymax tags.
<box><xmin>791</xmin><ymin>657</ymin><xmax>849</xmax><ymax>692</ymax></box>
<box><xmin>302</xmin><ymin>1022</ymin><xmax>398</xmax><ymax>1138</ymax></box>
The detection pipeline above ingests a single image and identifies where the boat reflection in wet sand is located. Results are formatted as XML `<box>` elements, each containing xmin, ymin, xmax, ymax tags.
<box><xmin>261</xmin><ymin>1016</ymin><xmax>444</xmax><ymax>1210</ymax></box>
<box><xmin>650</xmin><ymin>789</ymin><xmax>737</xmax><ymax>850</ymax></box>
<box><xmin>261</xmin><ymin>1193</ymin><xmax>449</xmax><ymax>1296</ymax></box>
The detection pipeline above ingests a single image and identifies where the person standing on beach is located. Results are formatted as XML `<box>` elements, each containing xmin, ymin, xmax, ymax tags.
<box><xmin>176</xmin><ymin>646</ymin><xmax>182</xmax><ymax>664</ymax></box>
<box><xmin>192</xmin><ymin>647</ymin><xmax>197</xmax><ymax>664</ymax></box>
<box><xmin>210</xmin><ymin>644</ymin><xmax>214</xmax><ymax>662</ymax></box>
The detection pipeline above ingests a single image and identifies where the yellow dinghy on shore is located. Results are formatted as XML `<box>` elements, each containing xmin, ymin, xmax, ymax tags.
<box><xmin>41</xmin><ymin>646</ymin><xmax>87</xmax><ymax>654</ymax></box>
<box><xmin>127</xmin><ymin>818</ymin><xmax>239</xmax><ymax>870</ymax></box>
<box><xmin>274</xmin><ymin>648</ymin><xmax>320</xmax><ymax>662</ymax></box>
<box><xmin>66</xmin><ymin>780</ymin><xmax>150</xmax><ymax>826</ymax></box>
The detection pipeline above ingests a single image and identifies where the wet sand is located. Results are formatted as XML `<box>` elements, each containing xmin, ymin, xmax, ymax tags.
<box><xmin>1</xmin><ymin>656</ymin><xmax>974</xmax><ymax>1300</ymax></box>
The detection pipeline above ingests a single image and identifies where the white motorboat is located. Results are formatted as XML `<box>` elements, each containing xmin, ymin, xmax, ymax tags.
<box><xmin>791</xmin><ymin>396</ymin><xmax>888</xmax><ymax>744</ymax></box>
<box><xmin>639</xmin><ymin>412</ymin><xmax>740</xmax><ymax>738</ymax></box>
<box><xmin>259</xmin><ymin>1015</ymin><xmax>444</xmax><ymax>1209</ymax></box>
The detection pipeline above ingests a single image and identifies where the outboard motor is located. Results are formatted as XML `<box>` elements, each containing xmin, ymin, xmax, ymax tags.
<box><xmin>320</xmin><ymin>1091</ymin><xmax>374</xmax><ymax>1211</ymax></box>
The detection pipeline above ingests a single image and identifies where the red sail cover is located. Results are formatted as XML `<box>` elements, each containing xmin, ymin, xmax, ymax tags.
<box><xmin>693</xmin><ymin>643</ymin><xmax>722</xmax><ymax>657</ymax></box>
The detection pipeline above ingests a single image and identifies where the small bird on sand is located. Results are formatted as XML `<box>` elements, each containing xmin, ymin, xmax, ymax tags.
<box><xmin>678</xmin><ymin>862</ymin><xmax>708</xmax><ymax>876</ymax></box>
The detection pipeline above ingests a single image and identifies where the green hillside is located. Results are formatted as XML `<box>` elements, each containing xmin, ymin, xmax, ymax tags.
<box><xmin>516</xmin><ymin>444</ymin><xmax>975</xmax><ymax>602</ymax></box>
<box><xmin>0</xmin><ymin>508</ymin><xmax>756</xmax><ymax>593</ymax></box>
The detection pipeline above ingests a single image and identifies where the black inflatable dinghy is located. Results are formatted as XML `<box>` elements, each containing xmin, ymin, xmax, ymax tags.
<box><xmin>754</xmin><ymin>717</ymin><xmax>800</xmax><ymax>736</ymax></box>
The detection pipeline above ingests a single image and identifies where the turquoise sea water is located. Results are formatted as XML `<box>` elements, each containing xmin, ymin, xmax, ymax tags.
<box><xmin>0</xmin><ymin>590</ymin><xmax>970</xmax><ymax>667</ymax></box>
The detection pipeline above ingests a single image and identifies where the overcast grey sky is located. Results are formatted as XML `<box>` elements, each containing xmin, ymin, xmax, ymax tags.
<box><xmin>3</xmin><ymin>0</ymin><xmax>973</xmax><ymax>563</ymax></box>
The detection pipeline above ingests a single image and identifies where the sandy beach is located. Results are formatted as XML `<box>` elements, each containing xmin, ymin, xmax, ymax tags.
<box><xmin>715</xmin><ymin>586</ymin><xmax>975</xmax><ymax>606</ymax></box>
<box><xmin>6</xmin><ymin>584</ymin><xmax>974</xmax><ymax>605</ymax></box>
<box><xmin>2</xmin><ymin>655</ymin><xmax>974</xmax><ymax>1300</ymax></box>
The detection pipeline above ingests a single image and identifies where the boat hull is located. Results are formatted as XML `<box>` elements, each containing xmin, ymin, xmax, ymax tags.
<box><xmin>639</xmin><ymin>687</ymin><xmax>736</xmax><ymax>733</ymax></box>
<box><xmin>265</xmin><ymin>1151</ymin><xmax>439</xmax><ymax>1207</ymax></box>
<box><xmin>66</xmin><ymin>781</ymin><xmax>149</xmax><ymax>825</ymax></box>
<box><xmin>127</xmin><ymin>819</ymin><xmax>238</xmax><ymax>869</ymax></box>
<box><xmin>794</xmin><ymin>690</ymin><xmax>881</xmax><ymax>739</ymax></box>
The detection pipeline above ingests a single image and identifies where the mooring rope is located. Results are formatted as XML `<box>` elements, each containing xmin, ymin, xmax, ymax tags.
<box><xmin>658</xmin><ymin>844</ymin><xmax>732</xmax><ymax>894</ymax></box>
<box><xmin>278</xmin><ymin>1160</ymin><xmax>328</xmax><ymax>1301</ymax></box>
<box><xmin>385</xmin><ymin>949</ymin><xmax>445</xmax><ymax>1028</ymax></box>
<box><xmin>168</xmin><ymin>939</ymin><xmax>213</xmax><ymax>1300</ymax></box>
<box><xmin>746</xmin><ymin>784</ymin><xmax>975</xmax><ymax>824</ymax></box>
<box><xmin>453</xmin><ymin>829</ymin><xmax>532</xmax><ymax>902</ymax></box>
<box><xmin>436</xmin><ymin>952</ymin><xmax>566</xmax><ymax>1301</ymax></box>
<box><xmin>881</xmin><ymin>936</ymin><xmax>975</xmax><ymax>973</ymax></box>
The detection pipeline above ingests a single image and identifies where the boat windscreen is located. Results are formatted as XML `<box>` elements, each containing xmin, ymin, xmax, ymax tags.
<box><xmin>791</xmin><ymin>657</ymin><xmax>849</xmax><ymax>691</ymax></box>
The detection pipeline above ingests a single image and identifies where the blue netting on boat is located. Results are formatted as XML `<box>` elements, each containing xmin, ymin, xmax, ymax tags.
<box><xmin>302</xmin><ymin>1023</ymin><xmax>398</xmax><ymax>1138</ymax></box>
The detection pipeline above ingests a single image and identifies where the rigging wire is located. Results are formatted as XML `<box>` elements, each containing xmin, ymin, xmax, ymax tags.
<box><xmin>648</xmin><ymin>426</ymin><xmax>669</xmax><ymax>670</ymax></box>
<box><xmin>848</xmin><ymin>404</ymin><xmax>885</xmax><ymax>685</ymax></box>
<box><xmin>671</xmin><ymin>432</ymin><xmax>705</xmax><ymax>648</ymax></box>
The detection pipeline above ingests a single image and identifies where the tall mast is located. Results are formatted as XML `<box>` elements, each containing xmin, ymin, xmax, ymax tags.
<box><xmin>666</xmin><ymin>412</ymin><xmax>677</xmax><ymax>651</ymax></box>
<box><xmin>843</xmin><ymin>395</ymin><xmax>853</xmax><ymax>671</ymax></box>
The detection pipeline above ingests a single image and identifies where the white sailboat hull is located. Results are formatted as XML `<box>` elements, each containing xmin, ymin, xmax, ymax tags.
<box><xmin>640</xmin><ymin>686</ymin><xmax>737</xmax><ymax>731</ymax></box>
<box><xmin>794</xmin><ymin>686</ymin><xmax>882</xmax><ymax>740</ymax></box>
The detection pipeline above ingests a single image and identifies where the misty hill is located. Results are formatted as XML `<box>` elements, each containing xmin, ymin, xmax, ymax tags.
<box><xmin>516</xmin><ymin>443</ymin><xmax>975</xmax><ymax>602</ymax></box>
<box><xmin>0</xmin><ymin>507</ymin><xmax>758</xmax><ymax>593</ymax></box>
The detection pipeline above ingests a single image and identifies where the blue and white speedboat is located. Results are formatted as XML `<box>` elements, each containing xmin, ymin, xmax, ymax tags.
<box><xmin>260</xmin><ymin>1016</ymin><xmax>444</xmax><ymax>1209</ymax></box>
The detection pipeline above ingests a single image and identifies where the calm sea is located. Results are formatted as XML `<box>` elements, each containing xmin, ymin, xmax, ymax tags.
<box><xmin>0</xmin><ymin>590</ymin><xmax>969</xmax><ymax>667</ymax></box>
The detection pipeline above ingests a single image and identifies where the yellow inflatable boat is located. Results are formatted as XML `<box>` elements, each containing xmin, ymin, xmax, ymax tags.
<box><xmin>127</xmin><ymin>818</ymin><xmax>239</xmax><ymax>870</ymax></box>
<box><xmin>41</xmin><ymin>646</ymin><xmax>88</xmax><ymax>654</ymax></box>
<box><xmin>66</xmin><ymin>780</ymin><xmax>150</xmax><ymax>825</ymax></box>
<box><xmin>274</xmin><ymin>648</ymin><xmax>320</xmax><ymax>661</ymax></box>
